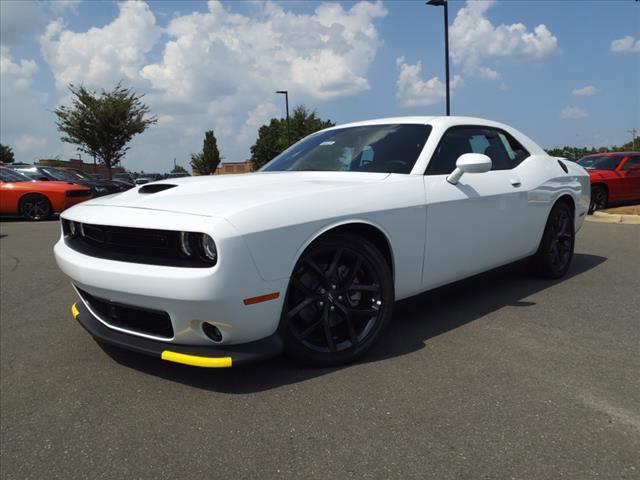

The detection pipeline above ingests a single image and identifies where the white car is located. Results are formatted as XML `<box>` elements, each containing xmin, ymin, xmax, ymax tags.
<box><xmin>55</xmin><ymin>116</ymin><xmax>590</xmax><ymax>367</ymax></box>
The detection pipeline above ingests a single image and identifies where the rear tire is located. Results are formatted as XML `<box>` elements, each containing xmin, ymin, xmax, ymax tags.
<box><xmin>19</xmin><ymin>194</ymin><xmax>52</xmax><ymax>221</ymax></box>
<box><xmin>281</xmin><ymin>233</ymin><xmax>394</xmax><ymax>367</ymax></box>
<box><xmin>588</xmin><ymin>185</ymin><xmax>607</xmax><ymax>214</ymax></box>
<box><xmin>531</xmin><ymin>201</ymin><xmax>575</xmax><ymax>279</ymax></box>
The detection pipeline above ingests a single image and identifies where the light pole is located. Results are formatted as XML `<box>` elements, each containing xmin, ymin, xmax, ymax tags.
<box><xmin>276</xmin><ymin>90</ymin><xmax>290</xmax><ymax>144</ymax></box>
<box><xmin>427</xmin><ymin>0</ymin><xmax>450</xmax><ymax>116</ymax></box>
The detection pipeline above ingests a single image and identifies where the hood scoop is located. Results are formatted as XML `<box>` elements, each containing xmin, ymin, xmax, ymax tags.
<box><xmin>139</xmin><ymin>183</ymin><xmax>177</xmax><ymax>194</ymax></box>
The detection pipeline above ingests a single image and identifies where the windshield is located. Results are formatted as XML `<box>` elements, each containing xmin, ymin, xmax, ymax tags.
<box><xmin>261</xmin><ymin>124</ymin><xmax>432</xmax><ymax>174</ymax></box>
<box><xmin>40</xmin><ymin>167</ymin><xmax>77</xmax><ymax>181</ymax></box>
<box><xmin>67</xmin><ymin>169</ymin><xmax>92</xmax><ymax>179</ymax></box>
<box><xmin>577</xmin><ymin>155</ymin><xmax>621</xmax><ymax>170</ymax></box>
<box><xmin>0</xmin><ymin>168</ymin><xmax>32</xmax><ymax>182</ymax></box>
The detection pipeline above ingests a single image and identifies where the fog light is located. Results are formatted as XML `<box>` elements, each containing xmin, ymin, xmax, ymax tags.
<box><xmin>179</xmin><ymin>232</ymin><xmax>192</xmax><ymax>256</ymax></box>
<box><xmin>202</xmin><ymin>322</ymin><xmax>223</xmax><ymax>342</ymax></box>
<box><xmin>201</xmin><ymin>234</ymin><xmax>217</xmax><ymax>262</ymax></box>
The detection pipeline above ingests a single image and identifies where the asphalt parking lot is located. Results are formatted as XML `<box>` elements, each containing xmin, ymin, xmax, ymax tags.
<box><xmin>1</xmin><ymin>219</ymin><xmax>638</xmax><ymax>479</ymax></box>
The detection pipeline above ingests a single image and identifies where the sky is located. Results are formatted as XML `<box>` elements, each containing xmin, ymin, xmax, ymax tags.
<box><xmin>1</xmin><ymin>0</ymin><xmax>638</xmax><ymax>173</ymax></box>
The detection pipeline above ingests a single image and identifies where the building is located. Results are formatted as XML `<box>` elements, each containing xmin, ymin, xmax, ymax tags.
<box><xmin>213</xmin><ymin>160</ymin><xmax>253</xmax><ymax>175</ymax></box>
<box><xmin>37</xmin><ymin>158</ymin><xmax>125</xmax><ymax>176</ymax></box>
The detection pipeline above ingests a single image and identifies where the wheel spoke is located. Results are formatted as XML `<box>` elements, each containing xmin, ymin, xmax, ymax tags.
<box><xmin>348</xmin><ymin>307</ymin><xmax>378</xmax><ymax>316</ymax></box>
<box><xmin>303</xmin><ymin>257</ymin><xmax>328</xmax><ymax>284</ymax></box>
<box><xmin>342</xmin><ymin>256</ymin><xmax>363</xmax><ymax>290</ymax></box>
<box><xmin>299</xmin><ymin>317</ymin><xmax>324</xmax><ymax>339</ymax></box>
<box><xmin>326</xmin><ymin>248</ymin><xmax>343</xmax><ymax>278</ymax></box>
<box><xmin>321</xmin><ymin>306</ymin><xmax>336</xmax><ymax>352</ymax></box>
<box><xmin>286</xmin><ymin>297</ymin><xmax>315</xmax><ymax>319</ymax></box>
<box><xmin>291</xmin><ymin>278</ymin><xmax>318</xmax><ymax>299</ymax></box>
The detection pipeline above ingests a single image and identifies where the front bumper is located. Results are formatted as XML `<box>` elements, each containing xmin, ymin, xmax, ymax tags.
<box><xmin>55</xmin><ymin>206</ymin><xmax>289</xmax><ymax>347</ymax></box>
<box><xmin>72</xmin><ymin>302</ymin><xmax>283</xmax><ymax>367</ymax></box>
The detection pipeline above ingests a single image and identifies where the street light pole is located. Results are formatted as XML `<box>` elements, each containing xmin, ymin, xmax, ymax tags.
<box><xmin>427</xmin><ymin>0</ymin><xmax>450</xmax><ymax>116</ymax></box>
<box><xmin>276</xmin><ymin>90</ymin><xmax>290</xmax><ymax>144</ymax></box>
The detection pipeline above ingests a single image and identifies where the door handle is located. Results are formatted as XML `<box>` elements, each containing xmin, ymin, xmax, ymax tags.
<box><xmin>510</xmin><ymin>178</ymin><xmax>522</xmax><ymax>187</ymax></box>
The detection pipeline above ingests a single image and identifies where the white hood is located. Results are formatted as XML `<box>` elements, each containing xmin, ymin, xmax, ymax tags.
<box><xmin>81</xmin><ymin>171</ymin><xmax>390</xmax><ymax>218</ymax></box>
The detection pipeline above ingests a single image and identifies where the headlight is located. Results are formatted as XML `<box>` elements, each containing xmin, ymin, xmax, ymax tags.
<box><xmin>201</xmin><ymin>234</ymin><xmax>217</xmax><ymax>262</ymax></box>
<box><xmin>179</xmin><ymin>232</ymin><xmax>193</xmax><ymax>256</ymax></box>
<box><xmin>69</xmin><ymin>221</ymin><xmax>77</xmax><ymax>236</ymax></box>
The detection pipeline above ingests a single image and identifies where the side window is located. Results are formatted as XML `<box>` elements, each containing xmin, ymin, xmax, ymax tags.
<box><xmin>621</xmin><ymin>157</ymin><xmax>640</xmax><ymax>170</ymax></box>
<box><xmin>427</xmin><ymin>126</ymin><xmax>530</xmax><ymax>175</ymax></box>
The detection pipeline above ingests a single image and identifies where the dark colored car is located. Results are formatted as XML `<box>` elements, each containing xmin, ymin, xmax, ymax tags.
<box><xmin>134</xmin><ymin>173</ymin><xmax>164</xmax><ymax>185</ymax></box>
<box><xmin>59</xmin><ymin>167</ymin><xmax>133</xmax><ymax>191</ymax></box>
<box><xmin>113</xmin><ymin>172</ymin><xmax>135</xmax><ymax>184</ymax></box>
<box><xmin>577</xmin><ymin>152</ymin><xmax>640</xmax><ymax>212</ymax></box>
<box><xmin>165</xmin><ymin>172</ymin><xmax>190</xmax><ymax>179</ymax></box>
<box><xmin>12</xmin><ymin>166</ymin><xmax>121</xmax><ymax>197</ymax></box>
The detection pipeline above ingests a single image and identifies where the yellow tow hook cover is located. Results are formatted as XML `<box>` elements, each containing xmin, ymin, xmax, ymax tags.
<box><xmin>71</xmin><ymin>303</ymin><xmax>80</xmax><ymax>319</ymax></box>
<box><xmin>161</xmin><ymin>351</ymin><xmax>232</xmax><ymax>368</ymax></box>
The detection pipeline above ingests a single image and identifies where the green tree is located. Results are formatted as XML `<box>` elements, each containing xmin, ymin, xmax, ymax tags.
<box><xmin>0</xmin><ymin>144</ymin><xmax>15</xmax><ymax>164</ymax></box>
<box><xmin>171</xmin><ymin>164</ymin><xmax>188</xmax><ymax>174</ymax></box>
<box><xmin>250</xmin><ymin>105</ymin><xmax>334</xmax><ymax>170</ymax></box>
<box><xmin>190</xmin><ymin>130</ymin><xmax>222</xmax><ymax>175</ymax></box>
<box><xmin>54</xmin><ymin>83</ymin><xmax>157</xmax><ymax>179</ymax></box>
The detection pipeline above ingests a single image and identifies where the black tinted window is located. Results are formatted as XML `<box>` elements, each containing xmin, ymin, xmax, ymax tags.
<box><xmin>577</xmin><ymin>155</ymin><xmax>621</xmax><ymax>170</ymax></box>
<box><xmin>427</xmin><ymin>127</ymin><xmax>529</xmax><ymax>175</ymax></box>
<box><xmin>262</xmin><ymin>124</ymin><xmax>432</xmax><ymax>174</ymax></box>
<box><xmin>621</xmin><ymin>157</ymin><xmax>640</xmax><ymax>170</ymax></box>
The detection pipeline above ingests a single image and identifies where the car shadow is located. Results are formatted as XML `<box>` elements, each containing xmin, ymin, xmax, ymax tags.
<box><xmin>99</xmin><ymin>253</ymin><xmax>606</xmax><ymax>393</ymax></box>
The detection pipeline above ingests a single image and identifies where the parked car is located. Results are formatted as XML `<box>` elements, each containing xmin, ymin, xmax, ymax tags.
<box><xmin>0</xmin><ymin>167</ymin><xmax>91</xmax><ymax>220</ymax></box>
<box><xmin>165</xmin><ymin>172</ymin><xmax>190</xmax><ymax>179</ymax></box>
<box><xmin>58</xmin><ymin>167</ymin><xmax>133</xmax><ymax>191</ymax></box>
<box><xmin>576</xmin><ymin>152</ymin><xmax>640</xmax><ymax>212</ymax></box>
<box><xmin>55</xmin><ymin>116</ymin><xmax>589</xmax><ymax>368</ymax></box>
<box><xmin>134</xmin><ymin>173</ymin><xmax>164</xmax><ymax>185</ymax></box>
<box><xmin>113</xmin><ymin>172</ymin><xmax>135</xmax><ymax>184</ymax></box>
<box><xmin>12</xmin><ymin>166</ymin><xmax>121</xmax><ymax>197</ymax></box>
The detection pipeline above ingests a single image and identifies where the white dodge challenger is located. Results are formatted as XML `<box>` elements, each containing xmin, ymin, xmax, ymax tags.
<box><xmin>55</xmin><ymin>116</ymin><xmax>590</xmax><ymax>368</ymax></box>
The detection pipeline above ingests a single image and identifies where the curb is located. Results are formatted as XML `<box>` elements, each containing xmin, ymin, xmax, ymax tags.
<box><xmin>586</xmin><ymin>211</ymin><xmax>640</xmax><ymax>225</ymax></box>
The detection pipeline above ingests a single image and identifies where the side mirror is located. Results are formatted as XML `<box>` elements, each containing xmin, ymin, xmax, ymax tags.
<box><xmin>446</xmin><ymin>153</ymin><xmax>492</xmax><ymax>185</ymax></box>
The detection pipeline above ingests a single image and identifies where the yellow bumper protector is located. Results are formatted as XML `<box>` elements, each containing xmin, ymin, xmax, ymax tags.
<box><xmin>71</xmin><ymin>303</ymin><xmax>80</xmax><ymax>319</ymax></box>
<box><xmin>161</xmin><ymin>350</ymin><xmax>232</xmax><ymax>368</ymax></box>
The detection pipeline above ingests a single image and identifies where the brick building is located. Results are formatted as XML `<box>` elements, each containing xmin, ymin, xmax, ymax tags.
<box><xmin>212</xmin><ymin>160</ymin><xmax>253</xmax><ymax>175</ymax></box>
<box><xmin>37</xmin><ymin>158</ymin><xmax>125</xmax><ymax>176</ymax></box>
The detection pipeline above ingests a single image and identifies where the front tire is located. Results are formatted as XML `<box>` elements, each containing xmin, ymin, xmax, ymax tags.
<box><xmin>19</xmin><ymin>194</ymin><xmax>52</xmax><ymax>221</ymax></box>
<box><xmin>281</xmin><ymin>233</ymin><xmax>394</xmax><ymax>366</ymax></box>
<box><xmin>588</xmin><ymin>185</ymin><xmax>607</xmax><ymax>214</ymax></box>
<box><xmin>531</xmin><ymin>201</ymin><xmax>575</xmax><ymax>279</ymax></box>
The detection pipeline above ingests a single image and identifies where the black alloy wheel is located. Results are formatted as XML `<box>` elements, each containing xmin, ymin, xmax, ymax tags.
<box><xmin>588</xmin><ymin>185</ymin><xmax>608</xmax><ymax>214</ymax></box>
<box><xmin>281</xmin><ymin>233</ymin><xmax>394</xmax><ymax>366</ymax></box>
<box><xmin>532</xmin><ymin>201</ymin><xmax>575</xmax><ymax>279</ymax></box>
<box><xmin>19</xmin><ymin>194</ymin><xmax>52</xmax><ymax>221</ymax></box>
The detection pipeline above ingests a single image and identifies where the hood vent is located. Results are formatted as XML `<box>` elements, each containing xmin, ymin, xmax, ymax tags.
<box><xmin>139</xmin><ymin>184</ymin><xmax>177</xmax><ymax>194</ymax></box>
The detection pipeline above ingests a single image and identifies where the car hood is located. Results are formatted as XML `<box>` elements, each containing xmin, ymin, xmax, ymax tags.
<box><xmin>81</xmin><ymin>171</ymin><xmax>390</xmax><ymax>218</ymax></box>
<box><xmin>586</xmin><ymin>169</ymin><xmax>615</xmax><ymax>178</ymax></box>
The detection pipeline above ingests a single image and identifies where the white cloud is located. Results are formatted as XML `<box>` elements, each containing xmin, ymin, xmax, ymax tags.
<box><xmin>560</xmin><ymin>106</ymin><xmax>588</xmax><ymax>120</ymax></box>
<box><xmin>40</xmin><ymin>1</ymin><xmax>161</xmax><ymax>90</ymax></box>
<box><xmin>450</xmin><ymin>0</ymin><xmax>558</xmax><ymax>79</ymax></box>
<box><xmin>141</xmin><ymin>0</ymin><xmax>387</xmax><ymax>102</ymax></box>
<box><xmin>610</xmin><ymin>35</ymin><xmax>640</xmax><ymax>54</ymax></box>
<box><xmin>0</xmin><ymin>48</ymin><xmax>53</xmax><ymax>160</ymax></box>
<box><xmin>572</xmin><ymin>85</ymin><xmax>598</xmax><ymax>96</ymax></box>
<box><xmin>395</xmin><ymin>57</ymin><xmax>463</xmax><ymax>108</ymax></box>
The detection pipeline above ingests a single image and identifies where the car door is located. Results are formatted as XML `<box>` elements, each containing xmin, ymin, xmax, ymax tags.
<box><xmin>422</xmin><ymin>126</ymin><xmax>532</xmax><ymax>289</ymax></box>
<box><xmin>617</xmin><ymin>156</ymin><xmax>640</xmax><ymax>200</ymax></box>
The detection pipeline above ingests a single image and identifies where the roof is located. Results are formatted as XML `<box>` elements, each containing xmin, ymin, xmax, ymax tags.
<box><xmin>582</xmin><ymin>151</ymin><xmax>639</xmax><ymax>157</ymax></box>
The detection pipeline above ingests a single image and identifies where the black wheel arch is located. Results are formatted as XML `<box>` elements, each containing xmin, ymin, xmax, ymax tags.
<box><xmin>300</xmin><ymin>222</ymin><xmax>394</xmax><ymax>282</ymax></box>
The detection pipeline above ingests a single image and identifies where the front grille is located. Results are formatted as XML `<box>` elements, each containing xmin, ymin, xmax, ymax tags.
<box><xmin>62</xmin><ymin>220</ymin><xmax>214</xmax><ymax>268</ymax></box>
<box><xmin>77</xmin><ymin>288</ymin><xmax>174</xmax><ymax>338</ymax></box>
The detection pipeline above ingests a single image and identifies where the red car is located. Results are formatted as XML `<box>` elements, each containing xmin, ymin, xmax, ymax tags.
<box><xmin>577</xmin><ymin>152</ymin><xmax>640</xmax><ymax>212</ymax></box>
<box><xmin>0</xmin><ymin>167</ymin><xmax>92</xmax><ymax>221</ymax></box>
